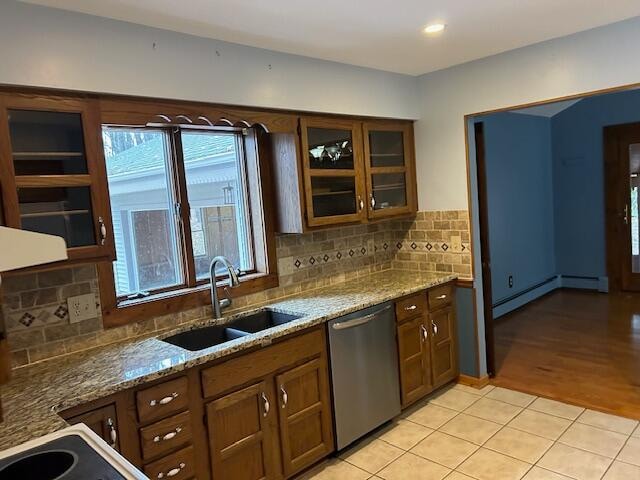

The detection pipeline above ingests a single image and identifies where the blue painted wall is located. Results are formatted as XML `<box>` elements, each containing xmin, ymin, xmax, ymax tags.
<box><xmin>552</xmin><ymin>89</ymin><xmax>640</xmax><ymax>279</ymax></box>
<box><xmin>481</xmin><ymin>112</ymin><xmax>556</xmax><ymax>303</ymax></box>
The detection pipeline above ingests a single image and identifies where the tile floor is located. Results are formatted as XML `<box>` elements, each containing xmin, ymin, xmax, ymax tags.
<box><xmin>296</xmin><ymin>384</ymin><xmax>640</xmax><ymax>480</ymax></box>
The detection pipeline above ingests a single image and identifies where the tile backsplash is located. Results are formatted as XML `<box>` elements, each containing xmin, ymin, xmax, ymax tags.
<box><xmin>1</xmin><ymin>210</ymin><xmax>471</xmax><ymax>367</ymax></box>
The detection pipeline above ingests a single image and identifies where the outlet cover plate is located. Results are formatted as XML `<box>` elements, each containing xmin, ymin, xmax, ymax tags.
<box><xmin>67</xmin><ymin>293</ymin><xmax>97</xmax><ymax>324</ymax></box>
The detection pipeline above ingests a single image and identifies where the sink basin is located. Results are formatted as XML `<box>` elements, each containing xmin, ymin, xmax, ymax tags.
<box><xmin>162</xmin><ymin>309</ymin><xmax>302</xmax><ymax>351</ymax></box>
<box><xmin>0</xmin><ymin>450</ymin><xmax>77</xmax><ymax>479</ymax></box>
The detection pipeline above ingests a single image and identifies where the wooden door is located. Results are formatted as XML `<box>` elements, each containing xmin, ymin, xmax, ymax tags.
<box><xmin>299</xmin><ymin>117</ymin><xmax>366</xmax><ymax>227</ymax></box>
<box><xmin>397</xmin><ymin>316</ymin><xmax>431</xmax><ymax>407</ymax></box>
<box><xmin>429</xmin><ymin>306</ymin><xmax>459</xmax><ymax>388</ymax></box>
<box><xmin>66</xmin><ymin>403</ymin><xmax>120</xmax><ymax>451</ymax></box>
<box><xmin>363</xmin><ymin>121</ymin><xmax>417</xmax><ymax>219</ymax></box>
<box><xmin>206</xmin><ymin>381</ymin><xmax>280</xmax><ymax>480</ymax></box>
<box><xmin>605</xmin><ymin>122</ymin><xmax>640</xmax><ymax>291</ymax></box>
<box><xmin>0</xmin><ymin>93</ymin><xmax>114</xmax><ymax>263</ymax></box>
<box><xmin>275</xmin><ymin>358</ymin><xmax>334</xmax><ymax>478</ymax></box>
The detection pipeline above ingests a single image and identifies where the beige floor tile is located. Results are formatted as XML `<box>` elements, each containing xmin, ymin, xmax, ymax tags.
<box><xmin>508</xmin><ymin>409</ymin><xmax>572</xmax><ymax>440</ymax></box>
<box><xmin>558</xmin><ymin>422</ymin><xmax>627</xmax><ymax>458</ymax></box>
<box><xmin>485</xmin><ymin>427</ymin><xmax>553</xmax><ymax>463</ymax></box>
<box><xmin>404</xmin><ymin>403</ymin><xmax>459</xmax><ymax>429</ymax></box>
<box><xmin>410</xmin><ymin>431</ymin><xmax>478</xmax><ymax>469</ymax></box>
<box><xmin>522</xmin><ymin>466</ymin><xmax>574</xmax><ymax>479</ymax></box>
<box><xmin>440</xmin><ymin>414</ymin><xmax>502</xmax><ymax>445</ymax></box>
<box><xmin>464</xmin><ymin>397</ymin><xmax>523</xmax><ymax>424</ymax></box>
<box><xmin>537</xmin><ymin>444</ymin><xmax>612</xmax><ymax>480</ymax></box>
<box><xmin>603</xmin><ymin>461</ymin><xmax>640</xmax><ymax>480</ymax></box>
<box><xmin>617</xmin><ymin>436</ymin><xmax>640</xmax><ymax>466</ymax></box>
<box><xmin>339</xmin><ymin>438</ymin><xmax>404</xmax><ymax>474</ymax></box>
<box><xmin>453</xmin><ymin>383</ymin><xmax>494</xmax><ymax>396</ymax></box>
<box><xmin>633</xmin><ymin>424</ymin><xmax>640</xmax><ymax>438</ymax></box>
<box><xmin>457</xmin><ymin>448</ymin><xmax>531</xmax><ymax>480</ymax></box>
<box><xmin>445</xmin><ymin>473</ymin><xmax>476</xmax><ymax>480</ymax></box>
<box><xmin>297</xmin><ymin>458</ymin><xmax>370</xmax><ymax>480</ymax></box>
<box><xmin>377</xmin><ymin>452</ymin><xmax>451</xmax><ymax>480</ymax></box>
<box><xmin>429</xmin><ymin>388</ymin><xmax>480</xmax><ymax>411</ymax></box>
<box><xmin>528</xmin><ymin>398</ymin><xmax>584</xmax><ymax>420</ymax></box>
<box><xmin>376</xmin><ymin>419</ymin><xmax>434</xmax><ymax>450</ymax></box>
<box><xmin>486</xmin><ymin>387</ymin><xmax>537</xmax><ymax>407</ymax></box>
<box><xmin>577</xmin><ymin>409</ymin><xmax>639</xmax><ymax>435</ymax></box>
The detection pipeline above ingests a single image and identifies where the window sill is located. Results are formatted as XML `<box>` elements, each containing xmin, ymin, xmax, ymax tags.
<box><xmin>100</xmin><ymin>270</ymin><xmax>279</xmax><ymax>329</ymax></box>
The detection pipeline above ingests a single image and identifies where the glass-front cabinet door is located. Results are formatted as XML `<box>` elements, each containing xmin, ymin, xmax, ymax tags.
<box><xmin>363</xmin><ymin>122</ymin><xmax>416</xmax><ymax>219</ymax></box>
<box><xmin>0</xmin><ymin>94</ymin><xmax>114</xmax><ymax>262</ymax></box>
<box><xmin>300</xmin><ymin>118</ymin><xmax>366</xmax><ymax>226</ymax></box>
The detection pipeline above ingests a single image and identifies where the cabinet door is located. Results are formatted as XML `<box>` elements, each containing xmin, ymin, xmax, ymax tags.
<box><xmin>429</xmin><ymin>306</ymin><xmax>458</xmax><ymax>388</ymax></box>
<box><xmin>66</xmin><ymin>403</ymin><xmax>119</xmax><ymax>451</ymax></box>
<box><xmin>397</xmin><ymin>316</ymin><xmax>431</xmax><ymax>408</ymax></box>
<box><xmin>206</xmin><ymin>381</ymin><xmax>279</xmax><ymax>480</ymax></box>
<box><xmin>300</xmin><ymin>117</ymin><xmax>366</xmax><ymax>227</ymax></box>
<box><xmin>0</xmin><ymin>94</ymin><xmax>114</xmax><ymax>262</ymax></box>
<box><xmin>363</xmin><ymin>122</ymin><xmax>416</xmax><ymax>219</ymax></box>
<box><xmin>276</xmin><ymin>357</ymin><xmax>334</xmax><ymax>478</ymax></box>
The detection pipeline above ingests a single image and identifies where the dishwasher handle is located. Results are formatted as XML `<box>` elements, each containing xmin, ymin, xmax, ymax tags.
<box><xmin>331</xmin><ymin>305</ymin><xmax>392</xmax><ymax>331</ymax></box>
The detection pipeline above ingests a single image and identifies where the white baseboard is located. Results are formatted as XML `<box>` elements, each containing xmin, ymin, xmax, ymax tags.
<box><xmin>560</xmin><ymin>276</ymin><xmax>608</xmax><ymax>292</ymax></box>
<box><xmin>493</xmin><ymin>276</ymin><xmax>561</xmax><ymax>319</ymax></box>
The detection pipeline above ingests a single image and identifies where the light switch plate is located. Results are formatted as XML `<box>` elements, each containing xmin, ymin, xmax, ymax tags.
<box><xmin>451</xmin><ymin>235</ymin><xmax>462</xmax><ymax>252</ymax></box>
<box><xmin>67</xmin><ymin>293</ymin><xmax>97</xmax><ymax>323</ymax></box>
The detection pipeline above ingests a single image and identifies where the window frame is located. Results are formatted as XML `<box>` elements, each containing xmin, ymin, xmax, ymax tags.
<box><xmin>99</xmin><ymin>123</ymin><xmax>278</xmax><ymax>328</ymax></box>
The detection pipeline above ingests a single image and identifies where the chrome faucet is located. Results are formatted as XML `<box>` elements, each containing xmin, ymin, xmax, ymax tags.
<box><xmin>210</xmin><ymin>256</ymin><xmax>240</xmax><ymax>319</ymax></box>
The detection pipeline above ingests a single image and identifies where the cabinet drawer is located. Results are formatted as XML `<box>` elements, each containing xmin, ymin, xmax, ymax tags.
<box><xmin>139</xmin><ymin>411</ymin><xmax>192</xmax><ymax>461</ymax></box>
<box><xmin>202</xmin><ymin>328</ymin><xmax>324</xmax><ymax>399</ymax></box>
<box><xmin>143</xmin><ymin>445</ymin><xmax>195</xmax><ymax>480</ymax></box>
<box><xmin>395</xmin><ymin>293</ymin><xmax>427</xmax><ymax>322</ymax></box>
<box><xmin>427</xmin><ymin>284</ymin><xmax>453</xmax><ymax>311</ymax></box>
<box><xmin>136</xmin><ymin>377</ymin><xmax>189</xmax><ymax>424</ymax></box>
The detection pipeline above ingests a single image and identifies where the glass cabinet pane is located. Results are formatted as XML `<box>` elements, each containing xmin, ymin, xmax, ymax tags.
<box><xmin>307</xmin><ymin>127</ymin><xmax>354</xmax><ymax>169</ymax></box>
<box><xmin>18</xmin><ymin>186</ymin><xmax>96</xmax><ymax>247</ymax></box>
<box><xmin>8</xmin><ymin>110</ymin><xmax>88</xmax><ymax>175</ymax></box>
<box><xmin>311</xmin><ymin>177</ymin><xmax>357</xmax><ymax>217</ymax></box>
<box><xmin>371</xmin><ymin>173</ymin><xmax>407</xmax><ymax>210</ymax></box>
<box><xmin>368</xmin><ymin>130</ymin><xmax>405</xmax><ymax>167</ymax></box>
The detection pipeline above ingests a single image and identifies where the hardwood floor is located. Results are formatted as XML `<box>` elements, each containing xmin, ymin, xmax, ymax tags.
<box><xmin>493</xmin><ymin>289</ymin><xmax>640</xmax><ymax>419</ymax></box>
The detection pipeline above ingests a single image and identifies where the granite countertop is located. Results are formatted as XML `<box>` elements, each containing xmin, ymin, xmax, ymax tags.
<box><xmin>0</xmin><ymin>269</ymin><xmax>457</xmax><ymax>449</ymax></box>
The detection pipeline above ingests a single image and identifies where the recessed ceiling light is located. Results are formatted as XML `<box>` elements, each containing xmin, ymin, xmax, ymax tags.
<box><xmin>423</xmin><ymin>23</ymin><xmax>446</xmax><ymax>34</ymax></box>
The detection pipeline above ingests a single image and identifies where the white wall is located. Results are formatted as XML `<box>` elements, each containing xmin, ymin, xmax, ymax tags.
<box><xmin>0</xmin><ymin>1</ymin><xmax>418</xmax><ymax>119</ymax></box>
<box><xmin>415</xmin><ymin>16</ymin><xmax>640</xmax><ymax>211</ymax></box>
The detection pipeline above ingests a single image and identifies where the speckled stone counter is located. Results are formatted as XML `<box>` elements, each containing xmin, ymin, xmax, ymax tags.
<box><xmin>0</xmin><ymin>270</ymin><xmax>457</xmax><ymax>449</ymax></box>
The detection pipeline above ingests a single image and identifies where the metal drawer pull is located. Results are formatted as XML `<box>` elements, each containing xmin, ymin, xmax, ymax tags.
<box><xmin>149</xmin><ymin>392</ymin><xmax>179</xmax><ymax>407</ymax></box>
<box><xmin>435</xmin><ymin>294</ymin><xmax>447</xmax><ymax>300</ymax></box>
<box><xmin>358</xmin><ymin>197</ymin><xmax>364</xmax><ymax>211</ymax></box>
<box><xmin>420</xmin><ymin>324</ymin><xmax>428</xmax><ymax>342</ymax></box>
<box><xmin>280</xmin><ymin>385</ymin><xmax>288</xmax><ymax>408</ymax></box>
<box><xmin>153</xmin><ymin>426</ymin><xmax>182</xmax><ymax>443</ymax></box>
<box><xmin>332</xmin><ymin>305</ymin><xmax>391</xmax><ymax>330</ymax></box>
<box><xmin>370</xmin><ymin>194</ymin><xmax>376</xmax><ymax>208</ymax></box>
<box><xmin>432</xmin><ymin>322</ymin><xmax>439</xmax><ymax>335</ymax></box>
<box><xmin>98</xmin><ymin>216</ymin><xmax>107</xmax><ymax>246</ymax></box>
<box><xmin>404</xmin><ymin>304</ymin><xmax>418</xmax><ymax>311</ymax></box>
<box><xmin>261</xmin><ymin>392</ymin><xmax>270</xmax><ymax>417</ymax></box>
<box><xmin>157</xmin><ymin>462</ymin><xmax>185</xmax><ymax>479</ymax></box>
<box><xmin>106</xmin><ymin>417</ymin><xmax>117</xmax><ymax>449</ymax></box>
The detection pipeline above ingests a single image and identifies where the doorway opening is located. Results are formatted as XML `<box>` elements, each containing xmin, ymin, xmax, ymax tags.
<box><xmin>471</xmin><ymin>88</ymin><xmax>640</xmax><ymax>418</ymax></box>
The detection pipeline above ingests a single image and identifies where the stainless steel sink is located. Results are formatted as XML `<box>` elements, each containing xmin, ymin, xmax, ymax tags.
<box><xmin>161</xmin><ymin>309</ymin><xmax>302</xmax><ymax>351</ymax></box>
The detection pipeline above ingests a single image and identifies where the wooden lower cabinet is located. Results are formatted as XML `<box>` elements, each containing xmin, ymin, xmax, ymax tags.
<box><xmin>396</xmin><ymin>284</ymin><xmax>459</xmax><ymax>408</ymax></box>
<box><xmin>276</xmin><ymin>358</ymin><xmax>333</xmax><ymax>478</ymax></box>
<box><xmin>206</xmin><ymin>381</ymin><xmax>280</xmax><ymax>480</ymax></box>
<box><xmin>66</xmin><ymin>403</ymin><xmax>119</xmax><ymax>451</ymax></box>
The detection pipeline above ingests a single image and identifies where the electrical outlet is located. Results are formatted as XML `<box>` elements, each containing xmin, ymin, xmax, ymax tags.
<box><xmin>508</xmin><ymin>275</ymin><xmax>514</xmax><ymax>288</ymax></box>
<box><xmin>451</xmin><ymin>235</ymin><xmax>462</xmax><ymax>252</ymax></box>
<box><xmin>67</xmin><ymin>293</ymin><xmax>97</xmax><ymax>323</ymax></box>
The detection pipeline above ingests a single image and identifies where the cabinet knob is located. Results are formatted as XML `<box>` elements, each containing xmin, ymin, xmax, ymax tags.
<box><xmin>436</xmin><ymin>294</ymin><xmax>447</xmax><ymax>300</ymax></box>
<box><xmin>157</xmin><ymin>462</ymin><xmax>185</xmax><ymax>479</ymax></box>
<box><xmin>261</xmin><ymin>392</ymin><xmax>270</xmax><ymax>417</ymax></box>
<box><xmin>150</xmin><ymin>392</ymin><xmax>178</xmax><ymax>406</ymax></box>
<box><xmin>420</xmin><ymin>324</ymin><xmax>428</xmax><ymax>342</ymax></box>
<box><xmin>432</xmin><ymin>322</ymin><xmax>439</xmax><ymax>335</ymax></box>
<box><xmin>280</xmin><ymin>385</ymin><xmax>288</xmax><ymax>408</ymax></box>
<box><xmin>404</xmin><ymin>304</ymin><xmax>417</xmax><ymax>311</ymax></box>
<box><xmin>153</xmin><ymin>426</ymin><xmax>182</xmax><ymax>443</ymax></box>
<box><xmin>98</xmin><ymin>216</ymin><xmax>107</xmax><ymax>246</ymax></box>
<box><xmin>106</xmin><ymin>417</ymin><xmax>117</xmax><ymax>449</ymax></box>
<box><xmin>358</xmin><ymin>196</ymin><xmax>364</xmax><ymax>211</ymax></box>
<box><xmin>370</xmin><ymin>194</ymin><xmax>376</xmax><ymax>208</ymax></box>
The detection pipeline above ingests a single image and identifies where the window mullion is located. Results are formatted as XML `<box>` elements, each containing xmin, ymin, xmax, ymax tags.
<box><xmin>169</xmin><ymin>128</ymin><xmax>197</xmax><ymax>288</ymax></box>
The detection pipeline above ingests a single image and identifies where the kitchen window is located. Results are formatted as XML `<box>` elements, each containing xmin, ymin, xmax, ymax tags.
<box><xmin>100</xmin><ymin>124</ymin><xmax>277</xmax><ymax>322</ymax></box>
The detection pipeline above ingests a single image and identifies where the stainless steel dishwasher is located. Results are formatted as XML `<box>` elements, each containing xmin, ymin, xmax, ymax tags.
<box><xmin>327</xmin><ymin>302</ymin><xmax>401</xmax><ymax>450</ymax></box>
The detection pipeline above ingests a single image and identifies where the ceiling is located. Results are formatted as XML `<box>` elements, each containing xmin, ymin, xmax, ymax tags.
<box><xmin>511</xmin><ymin>99</ymin><xmax>583</xmax><ymax>118</ymax></box>
<box><xmin>21</xmin><ymin>0</ymin><xmax>640</xmax><ymax>75</ymax></box>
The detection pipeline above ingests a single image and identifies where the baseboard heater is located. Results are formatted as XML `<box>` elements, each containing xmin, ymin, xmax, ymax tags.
<box><xmin>492</xmin><ymin>276</ymin><xmax>558</xmax><ymax>308</ymax></box>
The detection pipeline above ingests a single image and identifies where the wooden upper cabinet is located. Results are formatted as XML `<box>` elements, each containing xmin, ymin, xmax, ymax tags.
<box><xmin>0</xmin><ymin>93</ymin><xmax>114</xmax><ymax>263</ymax></box>
<box><xmin>363</xmin><ymin>121</ymin><xmax>417</xmax><ymax>219</ymax></box>
<box><xmin>300</xmin><ymin>117</ymin><xmax>366</xmax><ymax>227</ymax></box>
